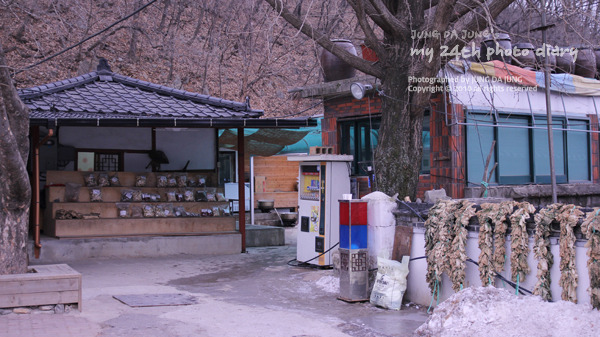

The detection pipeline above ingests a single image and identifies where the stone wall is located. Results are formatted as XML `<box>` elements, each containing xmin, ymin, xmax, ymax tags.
<box><xmin>464</xmin><ymin>184</ymin><xmax>600</xmax><ymax>208</ymax></box>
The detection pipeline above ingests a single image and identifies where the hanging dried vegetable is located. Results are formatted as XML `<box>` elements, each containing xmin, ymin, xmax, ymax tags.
<box><xmin>450</xmin><ymin>200</ymin><xmax>476</xmax><ymax>291</ymax></box>
<box><xmin>476</xmin><ymin>203</ymin><xmax>497</xmax><ymax>286</ymax></box>
<box><xmin>509</xmin><ymin>201</ymin><xmax>535</xmax><ymax>284</ymax></box>
<box><xmin>556</xmin><ymin>204</ymin><xmax>583</xmax><ymax>303</ymax></box>
<box><xmin>581</xmin><ymin>208</ymin><xmax>600</xmax><ymax>309</ymax></box>
<box><xmin>533</xmin><ymin>203</ymin><xmax>560</xmax><ymax>301</ymax></box>
<box><xmin>492</xmin><ymin>201</ymin><xmax>514</xmax><ymax>274</ymax></box>
<box><xmin>425</xmin><ymin>199</ymin><xmax>460</xmax><ymax>298</ymax></box>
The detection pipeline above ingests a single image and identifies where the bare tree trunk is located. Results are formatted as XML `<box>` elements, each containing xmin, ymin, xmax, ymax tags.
<box><xmin>0</xmin><ymin>41</ymin><xmax>31</xmax><ymax>275</ymax></box>
<box><xmin>127</xmin><ymin>0</ymin><xmax>144</xmax><ymax>62</ymax></box>
<box><xmin>375</xmin><ymin>65</ymin><xmax>425</xmax><ymax>199</ymax></box>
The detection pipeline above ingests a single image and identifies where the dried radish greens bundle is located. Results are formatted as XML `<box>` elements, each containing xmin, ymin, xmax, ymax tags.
<box><xmin>509</xmin><ymin>201</ymin><xmax>535</xmax><ymax>285</ymax></box>
<box><xmin>492</xmin><ymin>201</ymin><xmax>515</xmax><ymax>274</ymax></box>
<box><xmin>476</xmin><ymin>203</ymin><xmax>497</xmax><ymax>287</ymax></box>
<box><xmin>581</xmin><ymin>208</ymin><xmax>600</xmax><ymax>309</ymax></box>
<box><xmin>557</xmin><ymin>204</ymin><xmax>583</xmax><ymax>303</ymax></box>
<box><xmin>533</xmin><ymin>204</ymin><xmax>560</xmax><ymax>301</ymax></box>
<box><xmin>424</xmin><ymin>199</ymin><xmax>461</xmax><ymax>299</ymax></box>
<box><xmin>450</xmin><ymin>200</ymin><xmax>476</xmax><ymax>292</ymax></box>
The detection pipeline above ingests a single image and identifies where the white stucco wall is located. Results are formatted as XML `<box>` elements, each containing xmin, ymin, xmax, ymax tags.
<box><xmin>406</xmin><ymin>226</ymin><xmax>592</xmax><ymax>308</ymax></box>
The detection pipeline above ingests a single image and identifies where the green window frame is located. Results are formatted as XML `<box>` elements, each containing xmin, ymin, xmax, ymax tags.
<box><xmin>466</xmin><ymin>112</ymin><xmax>590</xmax><ymax>186</ymax></box>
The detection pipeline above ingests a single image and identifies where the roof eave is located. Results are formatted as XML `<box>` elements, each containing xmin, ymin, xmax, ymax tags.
<box><xmin>29</xmin><ymin>117</ymin><xmax>318</xmax><ymax>129</ymax></box>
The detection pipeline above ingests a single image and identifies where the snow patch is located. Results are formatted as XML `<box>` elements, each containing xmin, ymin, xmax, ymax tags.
<box><xmin>315</xmin><ymin>275</ymin><xmax>339</xmax><ymax>293</ymax></box>
<box><xmin>415</xmin><ymin>286</ymin><xmax>600</xmax><ymax>337</ymax></box>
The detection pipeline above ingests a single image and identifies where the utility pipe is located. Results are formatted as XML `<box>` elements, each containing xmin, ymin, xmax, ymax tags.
<box><xmin>34</xmin><ymin>128</ymin><xmax>53</xmax><ymax>258</ymax></box>
<box><xmin>250</xmin><ymin>155</ymin><xmax>255</xmax><ymax>226</ymax></box>
<box><xmin>541</xmin><ymin>0</ymin><xmax>558</xmax><ymax>203</ymax></box>
<box><xmin>237</xmin><ymin>127</ymin><xmax>246</xmax><ymax>252</ymax></box>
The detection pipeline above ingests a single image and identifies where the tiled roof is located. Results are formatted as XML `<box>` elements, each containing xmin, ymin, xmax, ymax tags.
<box><xmin>19</xmin><ymin>59</ymin><xmax>264</xmax><ymax>123</ymax></box>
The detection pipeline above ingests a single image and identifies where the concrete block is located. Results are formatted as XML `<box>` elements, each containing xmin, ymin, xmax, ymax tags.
<box><xmin>424</xmin><ymin>188</ymin><xmax>450</xmax><ymax>204</ymax></box>
<box><xmin>246</xmin><ymin>225</ymin><xmax>284</xmax><ymax>247</ymax></box>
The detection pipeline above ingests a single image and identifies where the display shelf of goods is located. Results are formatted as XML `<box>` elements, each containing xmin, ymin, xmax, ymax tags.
<box><xmin>43</xmin><ymin>171</ymin><xmax>234</xmax><ymax>238</ymax></box>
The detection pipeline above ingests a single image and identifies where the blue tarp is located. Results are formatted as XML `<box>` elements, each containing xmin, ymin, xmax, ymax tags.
<box><xmin>218</xmin><ymin>118</ymin><xmax>322</xmax><ymax>156</ymax></box>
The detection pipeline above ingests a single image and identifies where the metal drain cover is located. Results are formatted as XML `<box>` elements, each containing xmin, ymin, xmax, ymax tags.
<box><xmin>113</xmin><ymin>293</ymin><xmax>197</xmax><ymax>307</ymax></box>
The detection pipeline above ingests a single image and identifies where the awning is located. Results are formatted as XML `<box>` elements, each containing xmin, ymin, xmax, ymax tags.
<box><xmin>219</xmin><ymin>118</ymin><xmax>322</xmax><ymax>156</ymax></box>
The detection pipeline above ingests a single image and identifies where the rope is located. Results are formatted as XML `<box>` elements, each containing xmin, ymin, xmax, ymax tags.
<box><xmin>428</xmin><ymin>277</ymin><xmax>439</xmax><ymax>314</ymax></box>
<box><xmin>481</xmin><ymin>181</ymin><xmax>489</xmax><ymax>197</ymax></box>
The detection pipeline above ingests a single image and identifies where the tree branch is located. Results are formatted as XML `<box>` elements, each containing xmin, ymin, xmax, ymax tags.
<box><xmin>449</xmin><ymin>0</ymin><xmax>485</xmax><ymax>24</ymax></box>
<box><xmin>447</xmin><ymin>0</ymin><xmax>514</xmax><ymax>47</ymax></box>
<box><xmin>347</xmin><ymin>0</ymin><xmax>387</xmax><ymax>61</ymax></box>
<box><xmin>369</xmin><ymin>0</ymin><xmax>411</xmax><ymax>35</ymax></box>
<box><xmin>347</xmin><ymin>0</ymin><xmax>395</xmax><ymax>34</ymax></box>
<box><xmin>264</xmin><ymin>0</ymin><xmax>385</xmax><ymax>78</ymax></box>
<box><xmin>423</xmin><ymin>0</ymin><xmax>441</xmax><ymax>10</ymax></box>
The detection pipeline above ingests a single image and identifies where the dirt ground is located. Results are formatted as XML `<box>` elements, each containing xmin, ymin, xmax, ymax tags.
<box><xmin>1</xmin><ymin>228</ymin><xmax>429</xmax><ymax>337</ymax></box>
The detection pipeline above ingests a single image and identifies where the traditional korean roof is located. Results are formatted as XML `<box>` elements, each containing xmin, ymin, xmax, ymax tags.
<box><xmin>20</xmin><ymin>59</ymin><xmax>314</xmax><ymax>128</ymax></box>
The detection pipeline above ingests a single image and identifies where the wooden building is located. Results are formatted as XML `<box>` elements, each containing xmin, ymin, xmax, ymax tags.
<box><xmin>21</xmin><ymin>58</ymin><xmax>315</xmax><ymax>258</ymax></box>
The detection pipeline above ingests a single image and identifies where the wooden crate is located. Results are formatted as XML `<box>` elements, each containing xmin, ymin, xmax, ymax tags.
<box><xmin>0</xmin><ymin>264</ymin><xmax>82</xmax><ymax>310</ymax></box>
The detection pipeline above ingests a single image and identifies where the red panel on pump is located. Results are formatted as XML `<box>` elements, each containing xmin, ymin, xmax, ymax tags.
<box><xmin>339</xmin><ymin>200</ymin><xmax>368</xmax><ymax>225</ymax></box>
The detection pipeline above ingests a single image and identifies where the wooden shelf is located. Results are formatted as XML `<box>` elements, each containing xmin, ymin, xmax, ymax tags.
<box><xmin>47</xmin><ymin>186</ymin><xmax>222</xmax><ymax>203</ymax></box>
<box><xmin>47</xmin><ymin>201</ymin><xmax>230</xmax><ymax>219</ymax></box>
<box><xmin>43</xmin><ymin>170</ymin><xmax>236</xmax><ymax>239</ymax></box>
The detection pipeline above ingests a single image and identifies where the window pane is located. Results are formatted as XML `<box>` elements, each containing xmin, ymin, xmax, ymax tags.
<box><xmin>567</xmin><ymin>121</ymin><xmax>590</xmax><ymax>181</ymax></box>
<box><xmin>533</xmin><ymin>118</ymin><xmax>565</xmax><ymax>181</ymax></box>
<box><xmin>498</xmin><ymin>117</ymin><xmax>530</xmax><ymax>183</ymax></box>
<box><xmin>421</xmin><ymin>113</ymin><xmax>431</xmax><ymax>174</ymax></box>
<box><xmin>360</xmin><ymin>124</ymin><xmax>370</xmax><ymax>165</ymax></box>
<box><xmin>466</xmin><ymin>113</ymin><xmax>495</xmax><ymax>185</ymax></box>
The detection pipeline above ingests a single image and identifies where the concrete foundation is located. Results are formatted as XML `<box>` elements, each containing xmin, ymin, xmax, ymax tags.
<box><xmin>29</xmin><ymin>234</ymin><xmax>242</xmax><ymax>264</ymax></box>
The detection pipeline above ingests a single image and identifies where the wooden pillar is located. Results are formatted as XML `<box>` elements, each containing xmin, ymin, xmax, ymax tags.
<box><xmin>30</xmin><ymin>126</ymin><xmax>39</xmax><ymax>231</ymax></box>
<box><xmin>237</xmin><ymin>127</ymin><xmax>246</xmax><ymax>252</ymax></box>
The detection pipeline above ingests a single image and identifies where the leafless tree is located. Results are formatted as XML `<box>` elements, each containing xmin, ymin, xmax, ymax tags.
<box><xmin>0</xmin><ymin>42</ymin><xmax>31</xmax><ymax>275</ymax></box>
<box><xmin>264</xmin><ymin>0</ymin><xmax>515</xmax><ymax>198</ymax></box>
